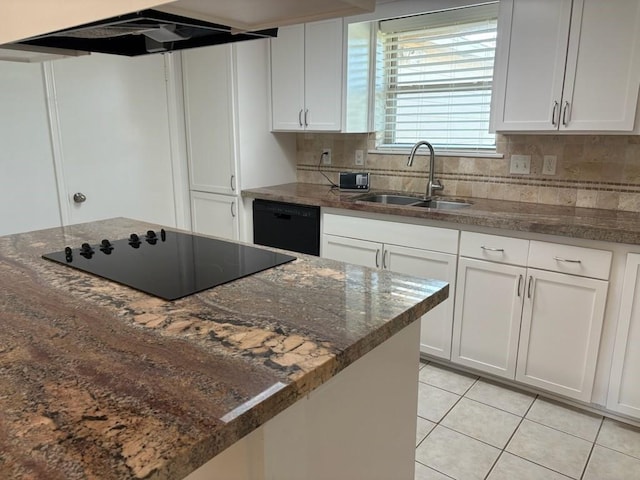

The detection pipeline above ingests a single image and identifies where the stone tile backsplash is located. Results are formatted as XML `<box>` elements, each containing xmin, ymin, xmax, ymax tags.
<box><xmin>295</xmin><ymin>133</ymin><xmax>640</xmax><ymax>212</ymax></box>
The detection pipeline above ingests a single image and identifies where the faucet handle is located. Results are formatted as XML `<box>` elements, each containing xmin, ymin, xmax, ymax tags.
<box><xmin>431</xmin><ymin>179</ymin><xmax>444</xmax><ymax>191</ymax></box>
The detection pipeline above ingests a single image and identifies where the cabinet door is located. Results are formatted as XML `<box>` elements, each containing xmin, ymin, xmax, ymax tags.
<box><xmin>270</xmin><ymin>24</ymin><xmax>305</xmax><ymax>131</ymax></box>
<box><xmin>321</xmin><ymin>234</ymin><xmax>379</xmax><ymax>269</ymax></box>
<box><xmin>452</xmin><ymin>258</ymin><xmax>525</xmax><ymax>379</ymax></box>
<box><xmin>190</xmin><ymin>191</ymin><xmax>239</xmax><ymax>241</ymax></box>
<box><xmin>183</xmin><ymin>45</ymin><xmax>237</xmax><ymax>195</ymax></box>
<box><xmin>385</xmin><ymin>245</ymin><xmax>457</xmax><ymax>360</ymax></box>
<box><xmin>607</xmin><ymin>253</ymin><xmax>640</xmax><ymax>418</ymax></box>
<box><xmin>516</xmin><ymin>268</ymin><xmax>607</xmax><ymax>401</ymax></box>
<box><xmin>304</xmin><ymin>18</ymin><xmax>343</xmax><ymax>131</ymax></box>
<box><xmin>491</xmin><ymin>0</ymin><xmax>572</xmax><ymax>131</ymax></box>
<box><xmin>561</xmin><ymin>0</ymin><xmax>640</xmax><ymax>131</ymax></box>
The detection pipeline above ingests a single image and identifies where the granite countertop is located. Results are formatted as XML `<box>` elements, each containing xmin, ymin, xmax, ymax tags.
<box><xmin>0</xmin><ymin>218</ymin><xmax>447</xmax><ymax>480</ymax></box>
<box><xmin>242</xmin><ymin>183</ymin><xmax>640</xmax><ymax>245</ymax></box>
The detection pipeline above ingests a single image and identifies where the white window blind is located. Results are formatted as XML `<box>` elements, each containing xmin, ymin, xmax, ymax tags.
<box><xmin>378</xmin><ymin>3</ymin><xmax>498</xmax><ymax>152</ymax></box>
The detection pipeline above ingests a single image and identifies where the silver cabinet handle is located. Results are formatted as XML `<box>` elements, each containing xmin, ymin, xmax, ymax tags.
<box><xmin>230</xmin><ymin>201</ymin><xmax>236</xmax><ymax>218</ymax></box>
<box><xmin>375</xmin><ymin>249</ymin><xmax>380</xmax><ymax>268</ymax></box>
<box><xmin>73</xmin><ymin>192</ymin><xmax>87</xmax><ymax>203</ymax></box>
<box><xmin>527</xmin><ymin>275</ymin><xmax>533</xmax><ymax>299</ymax></box>
<box><xmin>382</xmin><ymin>249</ymin><xmax>388</xmax><ymax>269</ymax></box>
<box><xmin>298</xmin><ymin>109</ymin><xmax>303</xmax><ymax>127</ymax></box>
<box><xmin>562</xmin><ymin>101</ymin><xmax>570</xmax><ymax>126</ymax></box>
<box><xmin>553</xmin><ymin>256</ymin><xmax>581</xmax><ymax>263</ymax></box>
<box><xmin>551</xmin><ymin>100</ymin><xmax>559</xmax><ymax>126</ymax></box>
<box><xmin>481</xmin><ymin>246</ymin><xmax>505</xmax><ymax>252</ymax></box>
<box><xmin>517</xmin><ymin>274</ymin><xmax>523</xmax><ymax>297</ymax></box>
<box><xmin>230</xmin><ymin>174</ymin><xmax>236</xmax><ymax>192</ymax></box>
<box><xmin>304</xmin><ymin>109</ymin><xmax>309</xmax><ymax>127</ymax></box>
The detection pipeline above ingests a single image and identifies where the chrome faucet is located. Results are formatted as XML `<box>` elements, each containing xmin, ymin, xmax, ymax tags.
<box><xmin>407</xmin><ymin>140</ymin><xmax>443</xmax><ymax>198</ymax></box>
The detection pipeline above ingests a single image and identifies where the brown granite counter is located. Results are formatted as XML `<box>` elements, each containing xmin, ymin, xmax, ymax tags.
<box><xmin>0</xmin><ymin>218</ymin><xmax>447</xmax><ymax>480</ymax></box>
<box><xmin>242</xmin><ymin>183</ymin><xmax>640</xmax><ymax>245</ymax></box>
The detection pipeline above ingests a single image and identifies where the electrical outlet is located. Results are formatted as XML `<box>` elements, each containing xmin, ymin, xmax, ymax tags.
<box><xmin>354</xmin><ymin>150</ymin><xmax>364</xmax><ymax>166</ymax></box>
<box><xmin>322</xmin><ymin>148</ymin><xmax>332</xmax><ymax>165</ymax></box>
<box><xmin>510</xmin><ymin>154</ymin><xmax>531</xmax><ymax>174</ymax></box>
<box><xmin>543</xmin><ymin>155</ymin><xmax>557</xmax><ymax>175</ymax></box>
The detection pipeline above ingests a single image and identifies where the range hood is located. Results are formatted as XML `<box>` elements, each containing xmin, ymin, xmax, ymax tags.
<box><xmin>0</xmin><ymin>0</ymin><xmax>375</xmax><ymax>57</ymax></box>
<box><xmin>10</xmin><ymin>10</ymin><xmax>279</xmax><ymax>57</ymax></box>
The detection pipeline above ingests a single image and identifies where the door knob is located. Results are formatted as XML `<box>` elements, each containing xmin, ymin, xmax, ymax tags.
<box><xmin>73</xmin><ymin>192</ymin><xmax>87</xmax><ymax>203</ymax></box>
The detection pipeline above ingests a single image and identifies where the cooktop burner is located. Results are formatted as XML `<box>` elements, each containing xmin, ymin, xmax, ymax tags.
<box><xmin>43</xmin><ymin>229</ymin><xmax>296</xmax><ymax>300</ymax></box>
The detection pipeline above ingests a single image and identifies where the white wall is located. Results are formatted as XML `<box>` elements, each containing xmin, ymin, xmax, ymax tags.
<box><xmin>0</xmin><ymin>62</ymin><xmax>62</xmax><ymax>236</ymax></box>
<box><xmin>235</xmin><ymin>39</ymin><xmax>297</xmax><ymax>190</ymax></box>
<box><xmin>234</xmin><ymin>39</ymin><xmax>297</xmax><ymax>242</ymax></box>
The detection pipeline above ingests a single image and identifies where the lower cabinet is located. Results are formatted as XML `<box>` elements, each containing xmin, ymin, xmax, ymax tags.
<box><xmin>453</xmin><ymin>232</ymin><xmax>611</xmax><ymax>402</ymax></box>
<box><xmin>322</xmin><ymin>213</ymin><xmax>458</xmax><ymax>360</ymax></box>
<box><xmin>190</xmin><ymin>191</ymin><xmax>239</xmax><ymax>240</ymax></box>
<box><xmin>607</xmin><ymin>253</ymin><xmax>640</xmax><ymax>417</ymax></box>
<box><xmin>453</xmin><ymin>257</ymin><xmax>525</xmax><ymax>379</ymax></box>
<box><xmin>322</xmin><ymin>213</ymin><xmax>615</xmax><ymax>404</ymax></box>
<box><xmin>516</xmin><ymin>268</ymin><xmax>608</xmax><ymax>402</ymax></box>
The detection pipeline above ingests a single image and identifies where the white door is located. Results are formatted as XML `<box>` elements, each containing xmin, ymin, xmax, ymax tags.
<box><xmin>491</xmin><ymin>0</ymin><xmax>572</xmax><ymax>131</ymax></box>
<box><xmin>182</xmin><ymin>45</ymin><xmax>237</xmax><ymax>195</ymax></box>
<box><xmin>321</xmin><ymin>234</ymin><xmax>379</xmax><ymax>269</ymax></box>
<box><xmin>607</xmin><ymin>253</ymin><xmax>640</xmax><ymax>418</ymax></box>
<box><xmin>385</xmin><ymin>244</ymin><xmax>457</xmax><ymax>360</ymax></box>
<box><xmin>304</xmin><ymin>18</ymin><xmax>343</xmax><ymax>131</ymax></box>
<box><xmin>190</xmin><ymin>191</ymin><xmax>238</xmax><ymax>241</ymax></box>
<box><xmin>516</xmin><ymin>268</ymin><xmax>608</xmax><ymax>401</ymax></box>
<box><xmin>561</xmin><ymin>0</ymin><xmax>640</xmax><ymax>131</ymax></box>
<box><xmin>452</xmin><ymin>258</ymin><xmax>525</xmax><ymax>379</ymax></box>
<box><xmin>50</xmin><ymin>53</ymin><xmax>177</xmax><ymax>227</ymax></box>
<box><xmin>270</xmin><ymin>24</ymin><xmax>305</xmax><ymax>131</ymax></box>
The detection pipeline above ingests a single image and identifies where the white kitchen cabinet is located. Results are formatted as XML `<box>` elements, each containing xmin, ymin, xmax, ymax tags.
<box><xmin>182</xmin><ymin>44</ymin><xmax>239</xmax><ymax>242</ymax></box>
<box><xmin>182</xmin><ymin>44</ymin><xmax>237</xmax><ymax>196</ymax></box>
<box><xmin>607</xmin><ymin>253</ymin><xmax>640</xmax><ymax>418</ymax></box>
<box><xmin>492</xmin><ymin>0</ymin><xmax>640</xmax><ymax>132</ymax></box>
<box><xmin>453</xmin><ymin>258</ymin><xmax>526</xmax><ymax>379</ymax></box>
<box><xmin>190</xmin><ymin>191</ymin><xmax>239</xmax><ymax>241</ymax></box>
<box><xmin>452</xmin><ymin>232</ymin><xmax>529</xmax><ymax>379</ymax></box>
<box><xmin>453</xmin><ymin>232</ymin><xmax>611</xmax><ymax>401</ymax></box>
<box><xmin>270</xmin><ymin>19</ymin><xmax>343</xmax><ymax>132</ymax></box>
<box><xmin>517</xmin><ymin>268</ymin><xmax>608</xmax><ymax>402</ymax></box>
<box><xmin>322</xmin><ymin>213</ymin><xmax>458</xmax><ymax>359</ymax></box>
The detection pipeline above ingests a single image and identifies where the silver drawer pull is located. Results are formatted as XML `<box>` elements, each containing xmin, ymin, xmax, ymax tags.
<box><xmin>553</xmin><ymin>256</ymin><xmax>581</xmax><ymax>264</ymax></box>
<box><xmin>481</xmin><ymin>246</ymin><xmax>505</xmax><ymax>252</ymax></box>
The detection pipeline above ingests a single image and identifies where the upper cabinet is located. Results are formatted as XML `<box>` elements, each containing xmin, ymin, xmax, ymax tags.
<box><xmin>491</xmin><ymin>0</ymin><xmax>640</xmax><ymax>133</ymax></box>
<box><xmin>182</xmin><ymin>44</ymin><xmax>237</xmax><ymax>196</ymax></box>
<box><xmin>270</xmin><ymin>19</ymin><xmax>344</xmax><ymax>132</ymax></box>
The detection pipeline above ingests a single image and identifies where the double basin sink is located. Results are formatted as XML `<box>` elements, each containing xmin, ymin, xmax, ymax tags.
<box><xmin>354</xmin><ymin>193</ymin><xmax>472</xmax><ymax>210</ymax></box>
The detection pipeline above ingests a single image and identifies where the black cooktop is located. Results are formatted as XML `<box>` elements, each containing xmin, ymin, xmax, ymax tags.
<box><xmin>42</xmin><ymin>229</ymin><xmax>296</xmax><ymax>301</ymax></box>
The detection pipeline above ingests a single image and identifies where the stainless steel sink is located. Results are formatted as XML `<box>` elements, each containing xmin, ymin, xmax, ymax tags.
<box><xmin>355</xmin><ymin>194</ymin><xmax>425</xmax><ymax>205</ymax></box>
<box><xmin>355</xmin><ymin>193</ymin><xmax>472</xmax><ymax>210</ymax></box>
<box><xmin>413</xmin><ymin>199</ymin><xmax>473</xmax><ymax>210</ymax></box>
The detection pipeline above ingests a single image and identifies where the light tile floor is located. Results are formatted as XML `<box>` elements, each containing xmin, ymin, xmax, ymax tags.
<box><xmin>415</xmin><ymin>361</ymin><xmax>640</xmax><ymax>480</ymax></box>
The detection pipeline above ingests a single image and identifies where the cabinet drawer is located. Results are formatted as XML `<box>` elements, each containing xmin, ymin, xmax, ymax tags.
<box><xmin>459</xmin><ymin>231</ymin><xmax>529</xmax><ymax>266</ymax></box>
<box><xmin>528</xmin><ymin>241</ymin><xmax>612</xmax><ymax>280</ymax></box>
<box><xmin>322</xmin><ymin>213</ymin><xmax>458</xmax><ymax>254</ymax></box>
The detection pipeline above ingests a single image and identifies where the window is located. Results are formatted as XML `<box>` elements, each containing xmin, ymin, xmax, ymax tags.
<box><xmin>377</xmin><ymin>3</ymin><xmax>498</xmax><ymax>152</ymax></box>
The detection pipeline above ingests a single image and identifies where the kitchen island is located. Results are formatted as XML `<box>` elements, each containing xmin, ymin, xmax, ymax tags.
<box><xmin>0</xmin><ymin>218</ymin><xmax>447</xmax><ymax>480</ymax></box>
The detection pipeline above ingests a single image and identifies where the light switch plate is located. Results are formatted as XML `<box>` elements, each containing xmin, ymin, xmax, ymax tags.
<box><xmin>510</xmin><ymin>154</ymin><xmax>531</xmax><ymax>174</ymax></box>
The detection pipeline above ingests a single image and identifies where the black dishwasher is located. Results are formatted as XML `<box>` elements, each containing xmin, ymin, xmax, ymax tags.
<box><xmin>253</xmin><ymin>199</ymin><xmax>320</xmax><ymax>256</ymax></box>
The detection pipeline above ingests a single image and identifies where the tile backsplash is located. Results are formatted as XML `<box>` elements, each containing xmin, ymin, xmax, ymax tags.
<box><xmin>295</xmin><ymin>133</ymin><xmax>640</xmax><ymax>212</ymax></box>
